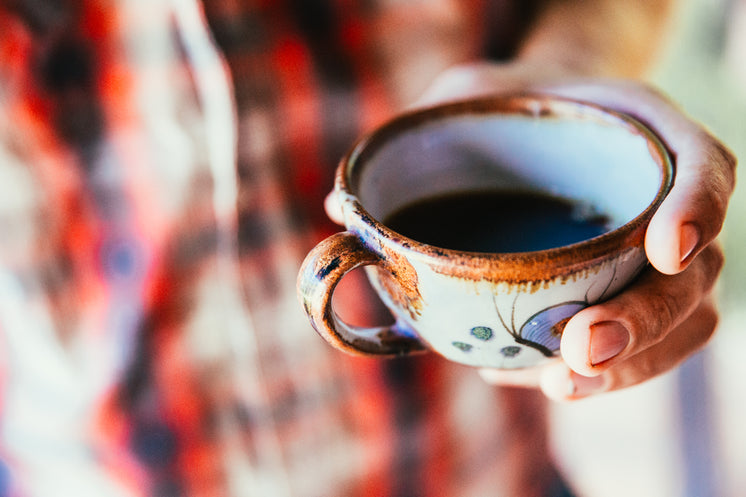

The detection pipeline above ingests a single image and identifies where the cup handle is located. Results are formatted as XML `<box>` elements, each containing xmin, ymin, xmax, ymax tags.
<box><xmin>297</xmin><ymin>232</ymin><xmax>427</xmax><ymax>357</ymax></box>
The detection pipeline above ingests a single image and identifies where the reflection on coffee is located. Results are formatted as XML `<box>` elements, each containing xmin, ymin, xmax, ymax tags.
<box><xmin>384</xmin><ymin>190</ymin><xmax>612</xmax><ymax>253</ymax></box>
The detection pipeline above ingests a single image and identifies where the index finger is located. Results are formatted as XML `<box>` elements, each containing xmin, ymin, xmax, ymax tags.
<box><xmin>539</xmin><ymin>81</ymin><xmax>737</xmax><ymax>275</ymax></box>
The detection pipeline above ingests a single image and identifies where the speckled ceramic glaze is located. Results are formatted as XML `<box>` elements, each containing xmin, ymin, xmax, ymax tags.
<box><xmin>297</xmin><ymin>94</ymin><xmax>674</xmax><ymax>369</ymax></box>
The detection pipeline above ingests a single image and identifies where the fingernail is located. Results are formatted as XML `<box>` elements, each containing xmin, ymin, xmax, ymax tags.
<box><xmin>569</xmin><ymin>373</ymin><xmax>605</xmax><ymax>398</ymax></box>
<box><xmin>589</xmin><ymin>321</ymin><xmax>629</xmax><ymax>366</ymax></box>
<box><xmin>680</xmin><ymin>223</ymin><xmax>700</xmax><ymax>265</ymax></box>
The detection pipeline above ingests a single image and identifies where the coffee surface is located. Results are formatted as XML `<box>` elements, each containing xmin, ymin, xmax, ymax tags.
<box><xmin>383</xmin><ymin>190</ymin><xmax>612</xmax><ymax>253</ymax></box>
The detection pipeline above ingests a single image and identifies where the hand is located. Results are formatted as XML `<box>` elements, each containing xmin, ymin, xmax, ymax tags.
<box><xmin>422</xmin><ymin>65</ymin><xmax>737</xmax><ymax>400</ymax></box>
<box><xmin>542</xmin><ymin>81</ymin><xmax>733</xmax><ymax>400</ymax></box>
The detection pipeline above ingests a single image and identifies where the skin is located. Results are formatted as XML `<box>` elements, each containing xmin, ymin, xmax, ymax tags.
<box><xmin>327</xmin><ymin>0</ymin><xmax>737</xmax><ymax>403</ymax></box>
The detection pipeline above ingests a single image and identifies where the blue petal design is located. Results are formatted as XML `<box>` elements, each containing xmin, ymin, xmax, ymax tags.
<box><xmin>519</xmin><ymin>302</ymin><xmax>587</xmax><ymax>353</ymax></box>
<box><xmin>470</xmin><ymin>326</ymin><xmax>493</xmax><ymax>341</ymax></box>
<box><xmin>452</xmin><ymin>341</ymin><xmax>473</xmax><ymax>352</ymax></box>
<box><xmin>501</xmin><ymin>346</ymin><xmax>521</xmax><ymax>358</ymax></box>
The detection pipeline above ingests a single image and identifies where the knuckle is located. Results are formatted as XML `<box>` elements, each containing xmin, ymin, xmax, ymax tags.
<box><xmin>641</xmin><ymin>291</ymin><xmax>681</xmax><ymax>343</ymax></box>
<box><xmin>709</xmin><ymin>138</ymin><xmax>738</xmax><ymax>174</ymax></box>
<box><xmin>701</xmin><ymin>136</ymin><xmax>737</xmax><ymax>199</ymax></box>
<box><xmin>694</xmin><ymin>185</ymin><xmax>731</xmax><ymax>239</ymax></box>
<box><xmin>711</xmin><ymin>171</ymin><xmax>735</xmax><ymax>210</ymax></box>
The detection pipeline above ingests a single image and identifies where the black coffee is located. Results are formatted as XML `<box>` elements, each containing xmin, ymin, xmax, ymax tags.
<box><xmin>383</xmin><ymin>190</ymin><xmax>612</xmax><ymax>253</ymax></box>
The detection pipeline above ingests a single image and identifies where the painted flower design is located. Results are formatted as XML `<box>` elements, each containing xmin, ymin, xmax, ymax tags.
<box><xmin>451</xmin><ymin>302</ymin><xmax>586</xmax><ymax>358</ymax></box>
<box><xmin>517</xmin><ymin>302</ymin><xmax>587</xmax><ymax>355</ymax></box>
<box><xmin>451</xmin><ymin>265</ymin><xmax>622</xmax><ymax>359</ymax></box>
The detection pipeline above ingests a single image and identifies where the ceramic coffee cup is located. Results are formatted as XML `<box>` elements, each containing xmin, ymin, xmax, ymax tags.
<box><xmin>297</xmin><ymin>93</ymin><xmax>673</xmax><ymax>369</ymax></box>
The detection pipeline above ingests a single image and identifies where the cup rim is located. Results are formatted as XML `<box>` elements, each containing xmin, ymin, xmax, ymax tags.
<box><xmin>335</xmin><ymin>92</ymin><xmax>674</xmax><ymax>283</ymax></box>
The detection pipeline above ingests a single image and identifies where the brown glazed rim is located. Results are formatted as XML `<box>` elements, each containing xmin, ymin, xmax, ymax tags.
<box><xmin>335</xmin><ymin>93</ymin><xmax>674</xmax><ymax>283</ymax></box>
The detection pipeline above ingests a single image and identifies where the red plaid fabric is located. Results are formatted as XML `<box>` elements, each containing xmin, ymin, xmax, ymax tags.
<box><xmin>0</xmin><ymin>1</ymin><xmax>542</xmax><ymax>496</ymax></box>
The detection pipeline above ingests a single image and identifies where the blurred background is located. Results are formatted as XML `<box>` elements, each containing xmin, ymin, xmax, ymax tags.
<box><xmin>550</xmin><ymin>0</ymin><xmax>746</xmax><ymax>495</ymax></box>
<box><xmin>0</xmin><ymin>1</ymin><xmax>742</xmax><ymax>496</ymax></box>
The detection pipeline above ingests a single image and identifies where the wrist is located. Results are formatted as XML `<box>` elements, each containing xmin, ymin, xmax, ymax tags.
<box><xmin>513</xmin><ymin>0</ymin><xmax>674</xmax><ymax>79</ymax></box>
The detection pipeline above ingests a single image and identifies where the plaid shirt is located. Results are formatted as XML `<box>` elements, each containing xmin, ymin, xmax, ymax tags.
<box><xmin>0</xmin><ymin>1</ymin><xmax>544</xmax><ymax>496</ymax></box>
